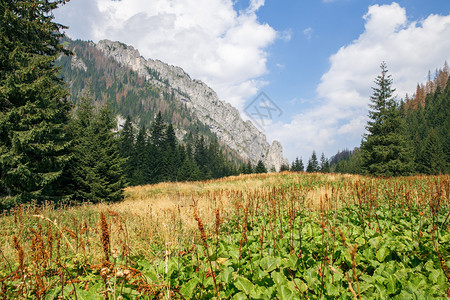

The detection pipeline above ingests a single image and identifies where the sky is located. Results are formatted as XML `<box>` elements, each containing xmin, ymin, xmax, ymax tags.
<box><xmin>54</xmin><ymin>0</ymin><xmax>450</xmax><ymax>163</ymax></box>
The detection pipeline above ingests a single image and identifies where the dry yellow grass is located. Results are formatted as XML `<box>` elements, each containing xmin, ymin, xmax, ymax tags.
<box><xmin>0</xmin><ymin>172</ymin><xmax>340</xmax><ymax>268</ymax></box>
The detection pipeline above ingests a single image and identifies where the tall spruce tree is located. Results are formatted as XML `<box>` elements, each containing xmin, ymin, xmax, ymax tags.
<box><xmin>291</xmin><ymin>157</ymin><xmax>304</xmax><ymax>172</ymax></box>
<box><xmin>118</xmin><ymin>116</ymin><xmax>135</xmax><ymax>183</ymax></box>
<box><xmin>306</xmin><ymin>151</ymin><xmax>319</xmax><ymax>172</ymax></box>
<box><xmin>320</xmin><ymin>153</ymin><xmax>330</xmax><ymax>173</ymax></box>
<box><xmin>0</xmin><ymin>0</ymin><xmax>73</xmax><ymax>208</ymax></box>
<box><xmin>361</xmin><ymin>62</ymin><xmax>413</xmax><ymax>176</ymax></box>
<box><xmin>69</xmin><ymin>96</ymin><xmax>125</xmax><ymax>203</ymax></box>
<box><xmin>255</xmin><ymin>160</ymin><xmax>267</xmax><ymax>173</ymax></box>
<box><xmin>132</xmin><ymin>125</ymin><xmax>148</xmax><ymax>185</ymax></box>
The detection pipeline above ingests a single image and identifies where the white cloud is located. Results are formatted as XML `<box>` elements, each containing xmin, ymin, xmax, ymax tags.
<box><xmin>248</xmin><ymin>0</ymin><xmax>265</xmax><ymax>13</ymax></box>
<box><xmin>267</xmin><ymin>3</ymin><xmax>450</xmax><ymax>161</ymax></box>
<box><xmin>278</xmin><ymin>29</ymin><xmax>293</xmax><ymax>42</ymax></box>
<box><xmin>303</xmin><ymin>27</ymin><xmax>313</xmax><ymax>40</ymax></box>
<box><xmin>55</xmin><ymin>0</ymin><xmax>276</xmax><ymax>111</ymax></box>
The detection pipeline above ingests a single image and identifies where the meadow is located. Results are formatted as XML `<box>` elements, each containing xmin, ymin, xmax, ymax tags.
<box><xmin>0</xmin><ymin>172</ymin><xmax>449</xmax><ymax>299</ymax></box>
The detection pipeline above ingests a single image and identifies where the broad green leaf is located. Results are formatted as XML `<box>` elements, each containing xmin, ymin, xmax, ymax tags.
<box><xmin>231</xmin><ymin>292</ymin><xmax>248</xmax><ymax>300</ymax></box>
<box><xmin>376</xmin><ymin>246</ymin><xmax>389</xmax><ymax>262</ymax></box>
<box><xmin>358</xmin><ymin>282</ymin><xmax>373</xmax><ymax>294</ymax></box>
<box><xmin>283</xmin><ymin>253</ymin><xmax>298</xmax><ymax>269</ymax></box>
<box><xmin>260</xmin><ymin>256</ymin><xmax>279</xmax><ymax>272</ymax></box>
<box><xmin>355</xmin><ymin>236</ymin><xmax>365</xmax><ymax>246</ymax></box>
<box><xmin>271</xmin><ymin>271</ymin><xmax>288</xmax><ymax>285</ymax></box>
<box><xmin>234</xmin><ymin>276</ymin><xmax>255</xmax><ymax>295</ymax></box>
<box><xmin>360</xmin><ymin>274</ymin><xmax>375</xmax><ymax>284</ymax></box>
<box><xmin>253</xmin><ymin>268</ymin><xmax>269</xmax><ymax>283</ymax></box>
<box><xmin>424</xmin><ymin>260</ymin><xmax>435</xmax><ymax>272</ymax></box>
<box><xmin>276</xmin><ymin>285</ymin><xmax>294</xmax><ymax>300</ymax></box>
<box><xmin>293</xmin><ymin>278</ymin><xmax>308</xmax><ymax>293</ymax></box>
<box><xmin>386</xmin><ymin>275</ymin><xmax>397</xmax><ymax>295</ymax></box>
<box><xmin>180</xmin><ymin>277</ymin><xmax>199</xmax><ymax>299</ymax></box>
<box><xmin>429</xmin><ymin>268</ymin><xmax>446</xmax><ymax>285</ymax></box>
<box><xmin>440</xmin><ymin>233</ymin><xmax>450</xmax><ymax>243</ymax></box>
<box><xmin>229</xmin><ymin>248</ymin><xmax>240</xmax><ymax>260</ymax></box>
<box><xmin>220</xmin><ymin>267</ymin><xmax>234</xmax><ymax>284</ymax></box>
<box><xmin>325</xmin><ymin>280</ymin><xmax>340</xmax><ymax>296</ymax></box>
<box><xmin>369</xmin><ymin>236</ymin><xmax>383</xmax><ymax>249</ymax></box>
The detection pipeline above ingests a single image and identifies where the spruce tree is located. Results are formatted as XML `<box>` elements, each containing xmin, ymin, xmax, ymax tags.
<box><xmin>291</xmin><ymin>157</ymin><xmax>304</xmax><ymax>172</ymax></box>
<box><xmin>255</xmin><ymin>160</ymin><xmax>267</xmax><ymax>173</ymax></box>
<box><xmin>279</xmin><ymin>164</ymin><xmax>290</xmax><ymax>172</ymax></box>
<box><xmin>320</xmin><ymin>153</ymin><xmax>330</xmax><ymax>173</ymax></box>
<box><xmin>245</xmin><ymin>161</ymin><xmax>253</xmax><ymax>174</ymax></box>
<box><xmin>306</xmin><ymin>151</ymin><xmax>319</xmax><ymax>172</ymax></box>
<box><xmin>118</xmin><ymin>116</ymin><xmax>135</xmax><ymax>183</ymax></box>
<box><xmin>132</xmin><ymin>125</ymin><xmax>148</xmax><ymax>185</ymax></box>
<box><xmin>0</xmin><ymin>0</ymin><xmax>73</xmax><ymax>208</ymax></box>
<box><xmin>361</xmin><ymin>62</ymin><xmax>413</xmax><ymax>176</ymax></box>
<box><xmin>69</xmin><ymin>96</ymin><xmax>125</xmax><ymax>203</ymax></box>
<box><xmin>420</xmin><ymin>129</ymin><xmax>446</xmax><ymax>174</ymax></box>
<box><xmin>161</xmin><ymin>123</ymin><xmax>179</xmax><ymax>181</ymax></box>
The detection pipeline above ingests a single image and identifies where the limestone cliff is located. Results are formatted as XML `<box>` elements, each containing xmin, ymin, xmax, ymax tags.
<box><xmin>79</xmin><ymin>39</ymin><xmax>288</xmax><ymax>170</ymax></box>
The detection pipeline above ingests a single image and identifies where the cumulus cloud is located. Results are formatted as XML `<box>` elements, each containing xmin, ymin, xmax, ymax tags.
<box><xmin>267</xmin><ymin>2</ymin><xmax>450</xmax><ymax>161</ymax></box>
<box><xmin>55</xmin><ymin>0</ymin><xmax>276</xmax><ymax>110</ymax></box>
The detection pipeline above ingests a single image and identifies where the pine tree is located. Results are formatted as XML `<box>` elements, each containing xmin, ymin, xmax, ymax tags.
<box><xmin>0</xmin><ymin>0</ymin><xmax>73</xmax><ymax>208</ymax></box>
<box><xmin>255</xmin><ymin>160</ymin><xmax>267</xmax><ymax>173</ymax></box>
<box><xmin>161</xmin><ymin>123</ymin><xmax>179</xmax><ymax>181</ymax></box>
<box><xmin>306</xmin><ymin>151</ymin><xmax>319</xmax><ymax>172</ymax></box>
<box><xmin>118</xmin><ymin>116</ymin><xmax>135</xmax><ymax>183</ymax></box>
<box><xmin>420</xmin><ymin>129</ymin><xmax>446</xmax><ymax>174</ymax></box>
<box><xmin>245</xmin><ymin>161</ymin><xmax>253</xmax><ymax>174</ymax></box>
<box><xmin>361</xmin><ymin>62</ymin><xmax>413</xmax><ymax>176</ymax></box>
<box><xmin>279</xmin><ymin>164</ymin><xmax>290</xmax><ymax>172</ymax></box>
<box><xmin>69</xmin><ymin>96</ymin><xmax>125</xmax><ymax>203</ymax></box>
<box><xmin>131</xmin><ymin>125</ymin><xmax>148</xmax><ymax>185</ymax></box>
<box><xmin>150</xmin><ymin>112</ymin><xmax>166</xmax><ymax>148</ymax></box>
<box><xmin>291</xmin><ymin>157</ymin><xmax>304</xmax><ymax>172</ymax></box>
<box><xmin>194</xmin><ymin>136</ymin><xmax>210</xmax><ymax>179</ymax></box>
<box><xmin>320</xmin><ymin>153</ymin><xmax>330</xmax><ymax>173</ymax></box>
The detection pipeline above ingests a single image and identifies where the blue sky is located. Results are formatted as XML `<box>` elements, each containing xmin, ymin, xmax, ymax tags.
<box><xmin>55</xmin><ymin>0</ymin><xmax>450</xmax><ymax>163</ymax></box>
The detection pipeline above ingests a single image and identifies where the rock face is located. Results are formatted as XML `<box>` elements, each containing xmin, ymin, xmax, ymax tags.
<box><xmin>94</xmin><ymin>40</ymin><xmax>288</xmax><ymax>170</ymax></box>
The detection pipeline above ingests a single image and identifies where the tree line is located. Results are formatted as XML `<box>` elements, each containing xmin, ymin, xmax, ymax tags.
<box><xmin>331</xmin><ymin>62</ymin><xmax>449</xmax><ymax>176</ymax></box>
<box><xmin>118</xmin><ymin>111</ymin><xmax>241</xmax><ymax>185</ymax></box>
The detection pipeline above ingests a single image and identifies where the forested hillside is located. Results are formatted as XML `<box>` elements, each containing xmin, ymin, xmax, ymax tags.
<box><xmin>331</xmin><ymin>63</ymin><xmax>450</xmax><ymax>175</ymax></box>
<box><xmin>57</xmin><ymin>39</ymin><xmax>241</xmax><ymax>163</ymax></box>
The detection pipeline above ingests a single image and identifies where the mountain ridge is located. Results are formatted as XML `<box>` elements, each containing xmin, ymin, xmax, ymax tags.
<box><xmin>59</xmin><ymin>39</ymin><xmax>289</xmax><ymax>170</ymax></box>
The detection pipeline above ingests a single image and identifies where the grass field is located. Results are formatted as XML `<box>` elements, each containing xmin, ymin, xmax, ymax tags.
<box><xmin>0</xmin><ymin>172</ymin><xmax>449</xmax><ymax>299</ymax></box>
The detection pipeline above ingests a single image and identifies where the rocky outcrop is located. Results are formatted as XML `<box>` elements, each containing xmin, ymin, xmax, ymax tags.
<box><xmin>94</xmin><ymin>40</ymin><xmax>288</xmax><ymax>170</ymax></box>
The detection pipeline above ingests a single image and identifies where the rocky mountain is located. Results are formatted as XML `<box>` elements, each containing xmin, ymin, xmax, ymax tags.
<box><xmin>58</xmin><ymin>39</ymin><xmax>288</xmax><ymax>170</ymax></box>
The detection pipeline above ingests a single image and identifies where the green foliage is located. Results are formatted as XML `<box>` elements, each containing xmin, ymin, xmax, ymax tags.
<box><xmin>68</xmin><ymin>96</ymin><xmax>125</xmax><ymax>203</ymax></box>
<box><xmin>279</xmin><ymin>164</ymin><xmax>290</xmax><ymax>172</ymax></box>
<box><xmin>404</xmin><ymin>76</ymin><xmax>450</xmax><ymax>174</ymax></box>
<box><xmin>291</xmin><ymin>157</ymin><xmax>304</xmax><ymax>172</ymax></box>
<box><xmin>319</xmin><ymin>152</ymin><xmax>330</xmax><ymax>173</ymax></box>
<box><xmin>306</xmin><ymin>151</ymin><xmax>319</xmax><ymax>172</ymax></box>
<box><xmin>332</xmin><ymin>149</ymin><xmax>364</xmax><ymax>174</ymax></box>
<box><xmin>0</xmin><ymin>0</ymin><xmax>73</xmax><ymax>209</ymax></box>
<box><xmin>118</xmin><ymin>112</ymin><xmax>239</xmax><ymax>185</ymax></box>
<box><xmin>255</xmin><ymin>160</ymin><xmax>267</xmax><ymax>173</ymax></box>
<box><xmin>361</xmin><ymin>62</ymin><xmax>413</xmax><ymax>176</ymax></box>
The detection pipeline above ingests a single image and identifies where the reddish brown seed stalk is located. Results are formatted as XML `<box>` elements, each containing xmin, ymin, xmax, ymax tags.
<box><xmin>193</xmin><ymin>211</ymin><xmax>221</xmax><ymax>300</ymax></box>
<box><xmin>13</xmin><ymin>236</ymin><xmax>24</xmax><ymax>274</ymax></box>
<box><xmin>100</xmin><ymin>212</ymin><xmax>110</xmax><ymax>263</ymax></box>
